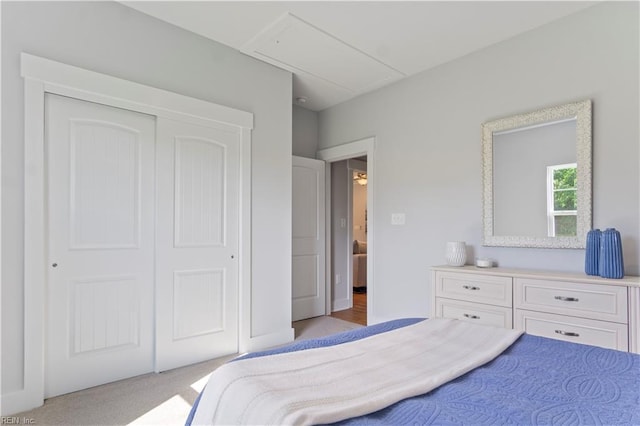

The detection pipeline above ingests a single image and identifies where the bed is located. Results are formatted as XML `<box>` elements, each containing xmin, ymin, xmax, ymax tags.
<box><xmin>187</xmin><ymin>318</ymin><xmax>640</xmax><ymax>425</ymax></box>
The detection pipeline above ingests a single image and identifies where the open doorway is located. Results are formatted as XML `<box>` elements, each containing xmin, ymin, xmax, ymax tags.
<box><xmin>329</xmin><ymin>158</ymin><xmax>367</xmax><ymax>326</ymax></box>
<box><xmin>317</xmin><ymin>137</ymin><xmax>375</xmax><ymax>327</ymax></box>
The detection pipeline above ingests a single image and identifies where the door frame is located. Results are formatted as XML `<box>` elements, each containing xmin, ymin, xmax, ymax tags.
<box><xmin>317</xmin><ymin>137</ymin><xmax>375</xmax><ymax>323</ymax></box>
<box><xmin>13</xmin><ymin>53</ymin><xmax>253</xmax><ymax>414</ymax></box>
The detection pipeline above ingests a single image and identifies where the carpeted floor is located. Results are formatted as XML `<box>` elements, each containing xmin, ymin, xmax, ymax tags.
<box><xmin>15</xmin><ymin>316</ymin><xmax>362</xmax><ymax>425</ymax></box>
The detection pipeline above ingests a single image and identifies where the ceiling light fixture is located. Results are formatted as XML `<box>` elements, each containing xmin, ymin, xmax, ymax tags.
<box><xmin>296</xmin><ymin>96</ymin><xmax>308</xmax><ymax>104</ymax></box>
<box><xmin>353</xmin><ymin>172</ymin><xmax>367</xmax><ymax>186</ymax></box>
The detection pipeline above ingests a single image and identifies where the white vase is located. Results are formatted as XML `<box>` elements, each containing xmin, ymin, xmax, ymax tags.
<box><xmin>446</xmin><ymin>241</ymin><xmax>467</xmax><ymax>266</ymax></box>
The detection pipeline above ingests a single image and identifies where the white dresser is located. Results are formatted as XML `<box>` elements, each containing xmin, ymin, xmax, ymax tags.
<box><xmin>431</xmin><ymin>265</ymin><xmax>640</xmax><ymax>353</ymax></box>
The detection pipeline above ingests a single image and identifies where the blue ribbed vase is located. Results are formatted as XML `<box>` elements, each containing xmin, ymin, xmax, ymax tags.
<box><xmin>599</xmin><ymin>228</ymin><xmax>624</xmax><ymax>279</ymax></box>
<box><xmin>584</xmin><ymin>229</ymin><xmax>601</xmax><ymax>276</ymax></box>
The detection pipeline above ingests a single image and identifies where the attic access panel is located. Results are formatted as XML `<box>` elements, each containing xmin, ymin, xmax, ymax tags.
<box><xmin>242</xmin><ymin>13</ymin><xmax>404</xmax><ymax>95</ymax></box>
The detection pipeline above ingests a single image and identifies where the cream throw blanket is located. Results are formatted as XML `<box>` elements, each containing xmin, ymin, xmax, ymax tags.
<box><xmin>192</xmin><ymin>319</ymin><xmax>523</xmax><ymax>425</ymax></box>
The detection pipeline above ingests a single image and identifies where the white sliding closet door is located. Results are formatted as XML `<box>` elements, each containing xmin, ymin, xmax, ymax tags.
<box><xmin>45</xmin><ymin>94</ymin><xmax>156</xmax><ymax>398</ymax></box>
<box><xmin>155</xmin><ymin>117</ymin><xmax>239</xmax><ymax>372</ymax></box>
<box><xmin>45</xmin><ymin>94</ymin><xmax>241</xmax><ymax>395</ymax></box>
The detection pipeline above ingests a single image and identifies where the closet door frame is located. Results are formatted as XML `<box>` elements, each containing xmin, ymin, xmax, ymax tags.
<box><xmin>16</xmin><ymin>53</ymin><xmax>253</xmax><ymax>414</ymax></box>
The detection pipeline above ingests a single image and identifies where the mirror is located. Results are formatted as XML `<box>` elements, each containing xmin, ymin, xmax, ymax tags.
<box><xmin>482</xmin><ymin>100</ymin><xmax>592</xmax><ymax>248</ymax></box>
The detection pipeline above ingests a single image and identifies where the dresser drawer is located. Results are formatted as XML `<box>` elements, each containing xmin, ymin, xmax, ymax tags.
<box><xmin>515</xmin><ymin>278</ymin><xmax>628</xmax><ymax>323</ymax></box>
<box><xmin>435</xmin><ymin>271</ymin><xmax>512</xmax><ymax>307</ymax></box>
<box><xmin>436</xmin><ymin>298</ymin><xmax>512</xmax><ymax>329</ymax></box>
<box><xmin>515</xmin><ymin>309</ymin><xmax>628</xmax><ymax>351</ymax></box>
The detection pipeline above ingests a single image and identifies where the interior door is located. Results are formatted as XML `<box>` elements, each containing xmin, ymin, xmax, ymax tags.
<box><xmin>292</xmin><ymin>156</ymin><xmax>326</xmax><ymax>321</ymax></box>
<box><xmin>155</xmin><ymin>117</ymin><xmax>239</xmax><ymax>372</ymax></box>
<box><xmin>45</xmin><ymin>94</ymin><xmax>155</xmax><ymax>397</ymax></box>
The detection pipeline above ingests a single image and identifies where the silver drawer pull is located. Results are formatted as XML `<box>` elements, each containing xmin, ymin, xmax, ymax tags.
<box><xmin>463</xmin><ymin>285</ymin><xmax>480</xmax><ymax>291</ymax></box>
<box><xmin>555</xmin><ymin>296</ymin><xmax>579</xmax><ymax>302</ymax></box>
<box><xmin>555</xmin><ymin>330</ymin><xmax>580</xmax><ymax>337</ymax></box>
<box><xmin>463</xmin><ymin>313</ymin><xmax>480</xmax><ymax>319</ymax></box>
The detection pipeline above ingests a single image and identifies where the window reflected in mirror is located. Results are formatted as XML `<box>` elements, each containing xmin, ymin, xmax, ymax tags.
<box><xmin>547</xmin><ymin>163</ymin><xmax>577</xmax><ymax>237</ymax></box>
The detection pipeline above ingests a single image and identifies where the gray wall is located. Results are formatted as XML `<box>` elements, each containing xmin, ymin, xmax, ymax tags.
<box><xmin>318</xmin><ymin>2</ymin><xmax>639</xmax><ymax>322</ymax></box>
<box><xmin>2</xmin><ymin>1</ymin><xmax>292</xmax><ymax>396</ymax></box>
<box><xmin>292</xmin><ymin>105</ymin><xmax>319</xmax><ymax>158</ymax></box>
<box><xmin>331</xmin><ymin>161</ymin><xmax>351</xmax><ymax>310</ymax></box>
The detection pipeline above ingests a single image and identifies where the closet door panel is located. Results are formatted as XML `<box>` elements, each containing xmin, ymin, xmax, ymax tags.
<box><xmin>45</xmin><ymin>94</ymin><xmax>155</xmax><ymax>398</ymax></box>
<box><xmin>155</xmin><ymin>117</ymin><xmax>240</xmax><ymax>372</ymax></box>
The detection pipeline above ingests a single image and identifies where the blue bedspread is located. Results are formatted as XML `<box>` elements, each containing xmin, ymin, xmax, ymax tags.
<box><xmin>187</xmin><ymin>318</ymin><xmax>640</xmax><ymax>425</ymax></box>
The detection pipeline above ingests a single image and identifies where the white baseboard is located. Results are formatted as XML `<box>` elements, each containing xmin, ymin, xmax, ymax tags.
<box><xmin>1</xmin><ymin>389</ymin><xmax>42</xmax><ymax>416</ymax></box>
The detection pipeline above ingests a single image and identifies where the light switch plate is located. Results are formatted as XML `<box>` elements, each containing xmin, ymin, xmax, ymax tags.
<box><xmin>391</xmin><ymin>213</ymin><xmax>405</xmax><ymax>225</ymax></box>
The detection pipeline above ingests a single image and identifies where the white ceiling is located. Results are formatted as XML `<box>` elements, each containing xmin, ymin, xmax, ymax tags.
<box><xmin>122</xmin><ymin>1</ymin><xmax>597</xmax><ymax>111</ymax></box>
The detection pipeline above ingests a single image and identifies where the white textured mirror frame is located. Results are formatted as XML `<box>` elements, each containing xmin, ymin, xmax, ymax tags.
<box><xmin>482</xmin><ymin>100</ymin><xmax>592</xmax><ymax>248</ymax></box>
